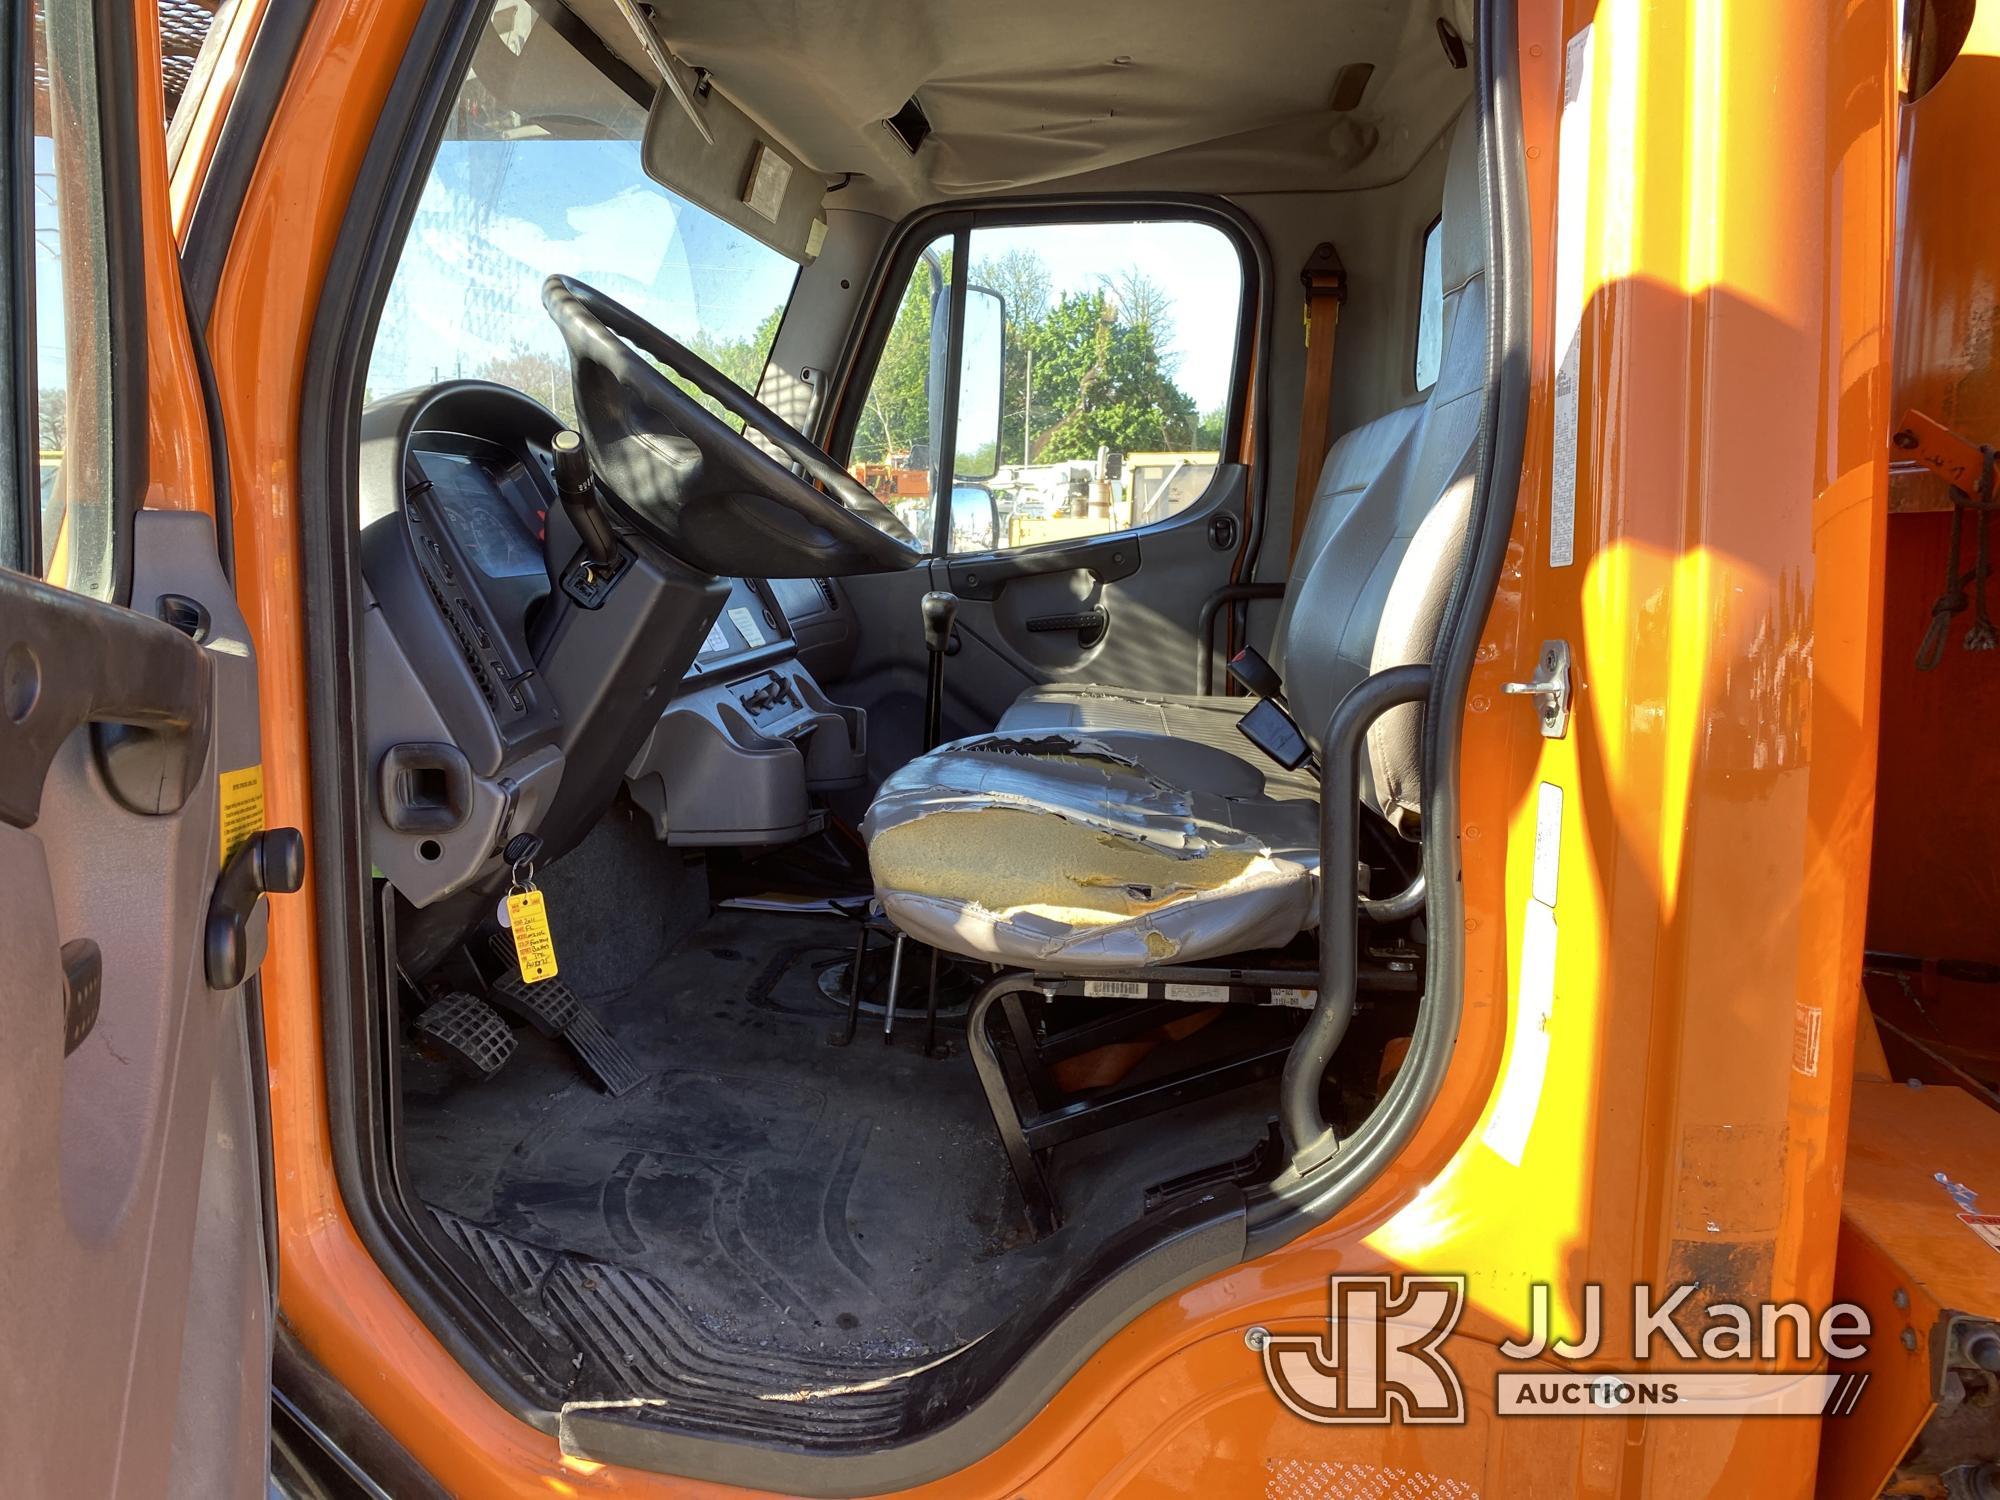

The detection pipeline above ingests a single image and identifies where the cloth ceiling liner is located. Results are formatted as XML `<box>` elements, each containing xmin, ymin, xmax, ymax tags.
<box><xmin>574</xmin><ymin>0</ymin><xmax>1476</xmax><ymax>215</ymax></box>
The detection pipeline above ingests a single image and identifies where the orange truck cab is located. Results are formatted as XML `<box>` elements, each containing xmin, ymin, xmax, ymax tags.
<box><xmin>3</xmin><ymin>0</ymin><xmax>1997</xmax><ymax>1495</ymax></box>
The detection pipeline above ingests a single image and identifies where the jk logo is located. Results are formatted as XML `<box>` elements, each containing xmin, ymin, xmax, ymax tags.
<box><xmin>1261</xmin><ymin>1275</ymin><xmax>1468</xmax><ymax>1424</ymax></box>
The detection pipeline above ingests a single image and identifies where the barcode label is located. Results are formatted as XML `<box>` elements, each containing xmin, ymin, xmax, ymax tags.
<box><xmin>1084</xmin><ymin>979</ymin><xmax>1148</xmax><ymax>999</ymax></box>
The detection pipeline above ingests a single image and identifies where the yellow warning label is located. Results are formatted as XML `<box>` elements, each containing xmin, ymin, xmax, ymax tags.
<box><xmin>218</xmin><ymin>764</ymin><xmax>265</xmax><ymax>870</ymax></box>
<box><xmin>506</xmin><ymin>889</ymin><xmax>559</xmax><ymax>983</ymax></box>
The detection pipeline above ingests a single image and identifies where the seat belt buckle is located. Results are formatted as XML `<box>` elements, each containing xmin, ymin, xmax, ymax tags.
<box><xmin>1236</xmin><ymin>696</ymin><xmax>1314</xmax><ymax>773</ymax></box>
<box><xmin>1226</xmin><ymin>645</ymin><xmax>1284</xmax><ymax>701</ymax></box>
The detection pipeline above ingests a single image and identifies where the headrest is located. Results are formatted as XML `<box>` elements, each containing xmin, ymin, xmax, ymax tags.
<box><xmin>1440</xmin><ymin>109</ymin><xmax>1485</xmax><ymax>293</ymax></box>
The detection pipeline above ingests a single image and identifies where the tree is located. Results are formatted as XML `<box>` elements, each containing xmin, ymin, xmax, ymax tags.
<box><xmin>1017</xmin><ymin>289</ymin><xmax>1198</xmax><ymax>461</ymax></box>
<box><xmin>37</xmin><ymin>388</ymin><xmax>65</xmax><ymax>450</ymax></box>
<box><xmin>851</xmin><ymin>257</ymin><xmax>940</xmax><ymax>466</ymax></box>
<box><xmin>1101</xmin><ymin>265</ymin><xmax>1174</xmax><ymax>354</ymax></box>
<box><xmin>474</xmin><ymin>345</ymin><xmax>576</xmax><ymax>426</ymax></box>
<box><xmin>976</xmin><ymin>247</ymin><xmax>1052</xmax><ymax>326</ymax></box>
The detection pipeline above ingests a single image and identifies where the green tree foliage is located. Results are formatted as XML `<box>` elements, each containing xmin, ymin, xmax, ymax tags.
<box><xmin>1016</xmin><ymin>285</ymin><xmax>1200</xmax><ymax>461</ymax></box>
<box><xmin>852</xmin><ymin>250</ymin><xmax>943</xmax><ymax>466</ymax></box>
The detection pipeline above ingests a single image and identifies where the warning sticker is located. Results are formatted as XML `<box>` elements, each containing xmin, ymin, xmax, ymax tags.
<box><xmin>728</xmin><ymin>606</ymin><xmax>768</xmax><ymax>648</ymax></box>
<box><xmin>1164</xmin><ymin>982</ymin><xmax>1229</xmax><ymax>1002</ymax></box>
<box><xmin>506</xmin><ymin>889</ymin><xmax>559</xmax><ymax>983</ymax></box>
<box><xmin>1959</xmin><ymin>1212</ymin><xmax>2000</xmax><ymax>1254</ymax></box>
<box><xmin>218</xmin><ymin>764</ymin><xmax>264</xmax><ymax>870</ymax></box>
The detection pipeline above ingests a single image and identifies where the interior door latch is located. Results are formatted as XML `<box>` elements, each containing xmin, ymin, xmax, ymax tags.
<box><xmin>1503</xmin><ymin>639</ymin><xmax>1573</xmax><ymax>738</ymax></box>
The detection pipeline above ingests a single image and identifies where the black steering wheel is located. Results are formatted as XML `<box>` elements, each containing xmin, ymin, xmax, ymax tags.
<box><xmin>542</xmin><ymin>274</ymin><xmax>924</xmax><ymax>577</ymax></box>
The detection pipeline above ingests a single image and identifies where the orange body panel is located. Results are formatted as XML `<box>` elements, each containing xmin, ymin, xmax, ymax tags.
<box><xmin>194</xmin><ymin>0</ymin><xmax>1898</xmax><ymax>1492</ymax></box>
<box><xmin>134</xmin><ymin>0</ymin><xmax>211</xmax><ymax>517</ymax></box>
<box><xmin>1817</xmin><ymin>1083</ymin><xmax>2000</xmax><ymax>1499</ymax></box>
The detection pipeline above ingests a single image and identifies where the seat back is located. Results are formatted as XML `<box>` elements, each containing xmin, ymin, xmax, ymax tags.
<box><xmin>1272</xmin><ymin>111</ymin><xmax>1486</xmax><ymax>834</ymax></box>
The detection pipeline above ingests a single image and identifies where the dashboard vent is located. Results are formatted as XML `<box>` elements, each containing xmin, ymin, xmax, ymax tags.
<box><xmin>816</xmin><ymin>578</ymin><xmax>839</xmax><ymax>611</ymax></box>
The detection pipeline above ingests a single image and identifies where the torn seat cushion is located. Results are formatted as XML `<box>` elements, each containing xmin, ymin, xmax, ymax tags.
<box><xmin>996</xmin><ymin>684</ymin><xmax>1319</xmax><ymax>801</ymax></box>
<box><xmin>859</xmin><ymin>730</ymin><xmax>1324</xmax><ymax>971</ymax></box>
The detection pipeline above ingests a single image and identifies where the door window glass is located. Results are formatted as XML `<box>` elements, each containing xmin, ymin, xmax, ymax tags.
<box><xmin>847</xmin><ymin>233</ymin><xmax>952</xmax><ymax>549</ymax></box>
<box><xmin>18</xmin><ymin>0</ymin><xmax>117</xmax><ymax>596</ymax></box>
<box><xmin>365</xmin><ymin>3</ymin><xmax>799</xmax><ymax>433</ymax></box>
<box><xmin>849</xmin><ymin>217</ymin><xmax>1246</xmax><ymax>556</ymax></box>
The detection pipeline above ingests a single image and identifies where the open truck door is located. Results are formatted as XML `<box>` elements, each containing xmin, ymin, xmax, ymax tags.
<box><xmin>0</xmin><ymin>1</ymin><xmax>284</xmax><ymax>1493</ymax></box>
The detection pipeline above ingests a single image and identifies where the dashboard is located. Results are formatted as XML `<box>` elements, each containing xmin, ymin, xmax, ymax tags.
<box><xmin>355</xmin><ymin>381</ymin><xmax>866</xmax><ymax>957</ymax></box>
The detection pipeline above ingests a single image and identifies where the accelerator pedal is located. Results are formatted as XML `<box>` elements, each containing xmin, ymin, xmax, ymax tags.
<box><xmin>488</xmin><ymin>935</ymin><xmax>646</xmax><ymax>1097</ymax></box>
<box><xmin>413</xmin><ymin>991</ymin><xmax>516</xmax><ymax>1079</ymax></box>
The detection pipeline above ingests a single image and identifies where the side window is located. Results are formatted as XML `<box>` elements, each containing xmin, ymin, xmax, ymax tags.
<box><xmin>1415</xmin><ymin>216</ymin><xmax>1444</xmax><ymax>392</ymax></box>
<box><xmin>13</xmin><ymin>0</ymin><xmax>118</xmax><ymax>595</ymax></box>
<box><xmin>847</xmin><ymin>217</ymin><xmax>1246</xmax><ymax>555</ymax></box>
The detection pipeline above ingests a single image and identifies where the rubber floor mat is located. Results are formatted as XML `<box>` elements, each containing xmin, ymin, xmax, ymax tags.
<box><xmin>403</xmin><ymin>909</ymin><xmax>1280</xmax><ymax>1381</ymax></box>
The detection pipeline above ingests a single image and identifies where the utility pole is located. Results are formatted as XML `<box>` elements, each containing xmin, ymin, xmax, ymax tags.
<box><xmin>1022</xmin><ymin>344</ymin><xmax>1033</xmax><ymax>465</ymax></box>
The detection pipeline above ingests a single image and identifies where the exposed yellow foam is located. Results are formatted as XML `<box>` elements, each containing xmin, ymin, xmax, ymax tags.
<box><xmin>869</xmin><ymin>807</ymin><xmax>1268</xmax><ymax>930</ymax></box>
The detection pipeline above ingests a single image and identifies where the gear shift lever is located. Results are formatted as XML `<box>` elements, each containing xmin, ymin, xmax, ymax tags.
<box><xmin>920</xmin><ymin>590</ymin><xmax>958</xmax><ymax>752</ymax></box>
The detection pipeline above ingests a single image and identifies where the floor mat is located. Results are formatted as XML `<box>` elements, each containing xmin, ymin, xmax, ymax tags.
<box><xmin>401</xmin><ymin>908</ymin><xmax>1281</xmax><ymax>1401</ymax></box>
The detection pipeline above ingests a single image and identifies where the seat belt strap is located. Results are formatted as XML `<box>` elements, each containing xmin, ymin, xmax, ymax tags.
<box><xmin>1287</xmin><ymin>241</ymin><xmax>1348</xmax><ymax>565</ymax></box>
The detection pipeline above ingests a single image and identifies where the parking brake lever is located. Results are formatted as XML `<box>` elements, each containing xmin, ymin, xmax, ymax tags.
<box><xmin>551</xmin><ymin>430</ymin><xmax>620</xmax><ymax>569</ymax></box>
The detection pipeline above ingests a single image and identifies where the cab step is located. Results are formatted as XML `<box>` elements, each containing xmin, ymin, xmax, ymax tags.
<box><xmin>487</xmin><ymin>935</ymin><xmax>646</xmax><ymax>1097</ymax></box>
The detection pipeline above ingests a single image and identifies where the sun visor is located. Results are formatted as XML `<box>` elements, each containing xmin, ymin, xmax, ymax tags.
<box><xmin>638</xmin><ymin>61</ymin><xmax>827</xmax><ymax>263</ymax></box>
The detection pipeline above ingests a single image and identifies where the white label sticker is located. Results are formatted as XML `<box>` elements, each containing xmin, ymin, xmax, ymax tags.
<box><xmin>741</xmin><ymin>142</ymin><xmax>792</xmax><ymax>223</ymax></box>
<box><xmin>1532</xmin><ymin>781</ymin><xmax>1563</xmax><ymax>908</ymax></box>
<box><xmin>1793</xmin><ymin>1005</ymin><xmax>1823</xmax><ymax>1077</ymax></box>
<box><xmin>1549</xmin><ymin>23</ymin><xmax>1595</xmax><ymax>570</ymax></box>
<box><xmin>728</xmin><ymin>606</ymin><xmax>768</xmax><ymax>648</ymax></box>
<box><xmin>1083</xmin><ymin>979</ymin><xmax>1148</xmax><ymax>999</ymax></box>
<box><xmin>1164</xmin><ymin>983</ymin><xmax>1230</xmax><ymax>1003</ymax></box>
<box><xmin>1959</xmin><ymin>1212</ymin><xmax>2000</xmax><ymax>1254</ymax></box>
<box><xmin>1271</xmin><ymin>987</ymin><xmax>1318</xmax><ymax>1010</ymax></box>
<box><xmin>1482</xmin><ymin>899</ymin><xmax>1557</xmax><ymax>1167</ymax></box>
<box><xmin>700</xmin><ymin>621</ymin><xmax>728</xmax><ymax>655</ymax></box>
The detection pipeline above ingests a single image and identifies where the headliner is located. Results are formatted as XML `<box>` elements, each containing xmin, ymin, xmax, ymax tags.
<box><xmin>566</xmin><ymin>0</ymin><xmax>1475</xmax><ymax>217</ymax></box>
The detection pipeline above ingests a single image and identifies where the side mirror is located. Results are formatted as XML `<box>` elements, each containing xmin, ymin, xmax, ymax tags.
<box><xmin>954</xmin><ymin>286</ymin><xmax>1005</xmax><ymax>482</ymax></box>
<box><xmin>924</xmin><ymin>281</ymin><xmax>1007</xmax><ymax>486</ymax></box>
<box><xmin>948</xmin><ymin>482</ymin><xmax>1000</xmax><ymax>554</ymax></box>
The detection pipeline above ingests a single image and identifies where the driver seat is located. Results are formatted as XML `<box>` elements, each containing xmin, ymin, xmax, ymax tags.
<box><xmin>859</xmin><ymin>113</ymin><xmax>1485</xmax><ymax>971</ymax></box>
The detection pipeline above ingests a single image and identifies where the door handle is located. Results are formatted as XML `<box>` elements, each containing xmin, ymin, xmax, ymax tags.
<box><xmin>205</xmin><ymin>828</ymin><xmax>306</xmax><ymax>990</ymax></box>
<box><xmin>1026</xmin><ymin>608</ymin><xmax>1107</xmax><ymax>647</ymax></box>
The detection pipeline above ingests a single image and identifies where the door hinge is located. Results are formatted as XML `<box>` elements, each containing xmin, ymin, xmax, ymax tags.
<box><xmin>1503</xmin><ymin>638</ymin><xmax>1573</xmax><ymax>738</ymax></box>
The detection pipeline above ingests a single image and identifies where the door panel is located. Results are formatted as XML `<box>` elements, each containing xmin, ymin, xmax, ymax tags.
<box><xmin>0</xmin><ymin>512</ymin><xmax>272</xmax><ymax>1496</ymax></box>
<box><xmin>938</xmin><ymin>463</ymin><xmax>1248</xmax><ymax>726</ymax></box>
<box><xmin>835</xmin><ymin>468</ymin><xmax>1246</xmax><ymax>782</ymax></box>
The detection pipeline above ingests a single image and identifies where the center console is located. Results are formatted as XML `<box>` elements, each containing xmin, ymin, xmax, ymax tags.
<box><xmin>622</xmin><ymin>578</ymin><xmax>867</xmax><ymax>845</ymax></box>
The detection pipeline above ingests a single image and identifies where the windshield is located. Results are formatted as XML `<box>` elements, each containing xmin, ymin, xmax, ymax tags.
<box><xmin>365</xmin><ymin>4</ymin><xmax>799</xmax><ymax>424</ymax></box>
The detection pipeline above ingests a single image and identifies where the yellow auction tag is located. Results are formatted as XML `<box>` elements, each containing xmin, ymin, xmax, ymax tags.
<box><xmin>506</xmin><ymin>888</ymin><xmax>559</xmax><ymax>983</ymax></box>
<box><xmin>218</xmin><ymin>764</ymin><xmax>265</xmax><ymax>870</ymax></box>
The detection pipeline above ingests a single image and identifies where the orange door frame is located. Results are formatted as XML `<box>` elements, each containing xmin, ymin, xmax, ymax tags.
<box><xmin>189</xmin><ymin>0</ymin><xmax>1897</xmax><ymax>1491</ymax></box>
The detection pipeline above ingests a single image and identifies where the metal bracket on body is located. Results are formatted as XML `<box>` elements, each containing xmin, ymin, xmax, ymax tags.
<box><xmin>1503</xmin><ymin>638</ymin><xmax>1573</xmax><ymax>739</ymax></box>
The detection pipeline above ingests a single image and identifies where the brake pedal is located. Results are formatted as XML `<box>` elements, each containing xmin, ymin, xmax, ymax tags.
<box><xmin>487</xmin><ymin>933</ymin><xmax>646</xmax><ymax>1097</ymax></box>
<box><xmin>413</xmin><ymin>991</ymin><xmax>516</xmax><ymax>1080</ymax></box>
